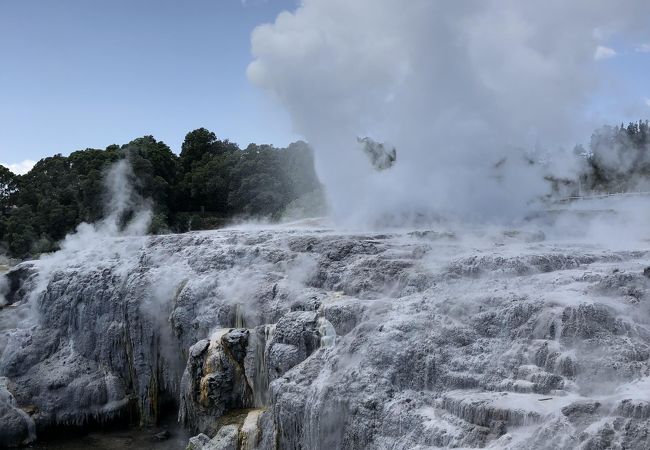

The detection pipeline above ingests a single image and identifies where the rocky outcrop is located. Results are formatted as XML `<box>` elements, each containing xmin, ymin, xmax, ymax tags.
<box><xmin>266</xmin><ymin>311</ymin><xmax>322</xmax><ymax>381</ymax></box>
<box><xmin>179</xmin><ymin>331</ymin><xmax>253</xmax><ymax>436</ymax></box>
<box><xmin>187</xmin><ymin>409</ymin><xmax>267</xmax><ymax>450</ymax></box>
<box><xmin>0</xmin><ymin>262</ymin><xmax>36</xmax><ymax>307</ymax></box>
<box><xmin>0</xmin><ymin>379</ymin><xmax>35</xmax><ymax>447</ymax></box>
<box><xmin>1</xmin><ymin>228</ymin><xmax>650</xmax><ymax>448</ymax></box>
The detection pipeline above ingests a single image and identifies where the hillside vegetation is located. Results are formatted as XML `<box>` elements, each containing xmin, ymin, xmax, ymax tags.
<box><xmin>0</xmin><ymin>129</ymin><xmax>324</xmax><ymax>257</ymax></box>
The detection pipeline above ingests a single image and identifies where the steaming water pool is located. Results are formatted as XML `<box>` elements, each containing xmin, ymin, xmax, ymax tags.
<box><xmin>27</xmin><ymin>415</ymin><xmax>190</xmax><ymax>450</ymax></box>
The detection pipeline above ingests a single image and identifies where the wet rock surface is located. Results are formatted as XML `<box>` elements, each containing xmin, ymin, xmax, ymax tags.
<box><xmin>0</xmin><ymin>378</ymin><xmax>35</xmax><ymax>447</ymax></box>
<box><xmin>179</xmin><ymin>331</ymin><xmax>252</xmax><ymax>436</ymax></box>
<box><xmin>1</xmin><ymin>227</ymin><xmax>650</xmax><ymax>448</ymax></box>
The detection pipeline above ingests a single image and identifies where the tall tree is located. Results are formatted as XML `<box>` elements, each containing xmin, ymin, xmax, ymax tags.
<box><xmin>0</xmin><ymin>165</ymin><xmax>17</xmax><ymax>214</ymax></box>
<box><xmin>176</xmin><ymin>128</ymin><xmax>239</xmax><ymax>214</ymax></box>
<box><xmin>0</xmin><ymin>165</ymin><xmax>18</xmax><ymax>243</ymax></box>
<box><xmin>180</xmin><ymin>128</ymin><xmax>215</xmax><ymax>171</ymax></box>
<box><xmin>123</xmin><ymin>136</ymin><xmax>178</xmax><ymax>223</ymax></box>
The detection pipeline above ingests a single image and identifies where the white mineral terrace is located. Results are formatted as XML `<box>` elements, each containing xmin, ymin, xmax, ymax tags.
<box><xmin>1</xmin><ymin>223</ymin><xmax>650</xmax><ymax>448</ymax></box>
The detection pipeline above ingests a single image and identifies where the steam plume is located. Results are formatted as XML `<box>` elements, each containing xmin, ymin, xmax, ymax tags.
<box><xmin>248</xmin><ymin>0</ymin><xmax>650</xmax><ymax>224</ymax></box>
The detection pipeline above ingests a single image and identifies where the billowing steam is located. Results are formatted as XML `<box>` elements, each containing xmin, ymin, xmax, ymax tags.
<box><xmin>11</xmin><ymin>159</ymin><xmax>153</xmax><ymax>324</ymax></box>
<box><xmin>40</xmin><ymin>158</ymin><xmax>151</xmax><ymax>270</ymax></box>
<box><xmin>43</xmin><ymin>159</ymin><xmax>151</xmax><ymax>260</ymax></box>
<box><xmin>248</xmin><ymin>0</ymin><xmax>650</xmax><ymax>224</ymax></box>
<box><xmin>101</xmin><ymin>159</ymin><xmax>153</xmax><ymax>236</ymax></box>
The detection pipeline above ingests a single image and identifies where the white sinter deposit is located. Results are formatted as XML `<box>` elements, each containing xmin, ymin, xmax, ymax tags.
<box><xmin>1</xmin><ymin>216</ymin><xmax>650</xmax><ymax>449</ymax></box>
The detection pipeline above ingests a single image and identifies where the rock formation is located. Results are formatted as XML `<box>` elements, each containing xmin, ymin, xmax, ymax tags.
<box><xmin>1</xmin><ymin>227</ymin><xmax>650</xmax><ymax>448</ymax></box>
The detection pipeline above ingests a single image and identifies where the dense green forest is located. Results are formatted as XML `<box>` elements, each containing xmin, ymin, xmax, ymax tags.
<box><xmin>0</xmin><ymin>129</ymin><xmax>325</xmax><ymax>258</ymax></box>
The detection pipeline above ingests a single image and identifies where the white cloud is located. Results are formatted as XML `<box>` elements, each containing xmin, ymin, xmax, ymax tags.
<box><xmin>636</xmin><ymin>43</ymin><xmax>650</xmax><ymax>52</ymax></box>
<box><xmin>645</xmin><ymin>98</ymin><xmax>650</xmax><ymax>108</ymax></box>
<box><xmin>594</xmin><ymin>45</ymin><xmax>617</xmax><ymax>60</ymax></box>
<box><xmin>241</xmin><ymin>0</ymin><xmax>269</xmax><ymax>5</ymax></box>
<box><xmin>2</xmin><ymin>160</ymin><xmax>36</xmax><ymax>175</ymax></box>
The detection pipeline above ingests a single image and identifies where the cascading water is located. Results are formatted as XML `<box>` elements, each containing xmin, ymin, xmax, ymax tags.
<box><xmin>239</xmin><ymin>409</ymin><xmax>264</xmax><ymax>450</ymax></box>
<box><xmin>317</xmin><ymin>317</ymin><xmax>336</xmax><ymax>348</ymax></box>
<box><xmin>234</xmin><ymin>304</ymin><xmax>246</xmax><ymax>329</ymax></box>
<box><xmin>252</xmin><ymin>324</ymin><xmax>275</xmax><ymax>408</ymax></box>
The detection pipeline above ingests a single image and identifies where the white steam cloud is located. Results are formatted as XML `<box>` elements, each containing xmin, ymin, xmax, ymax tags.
<box><xmin>1</xmin><ymin>160</ymin><xmax>36</xmax><ymax>175</ymax></box>
<box><xmin>100</xmin><ymin>159</ymin><xmax>152</xmax><ymax>237</ymax></box>
<box><xmin>248</xmin><ymin>0</ymin><xmax>650</xmax><ymax>225</ymax></box>
<box><xmin>594</xmin><ymin>45</ymin><xmax>617</xmax><ymax>60</ymax></box>
<box><xmin>45</xmin><ymin>159</ymin><xmax>152</xmax><ymax>260</ymax></box>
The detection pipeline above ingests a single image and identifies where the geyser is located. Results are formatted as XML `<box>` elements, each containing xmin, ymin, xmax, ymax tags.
<box><xmin>248</xmin><ymin>0</ymin><xmax>650</xmax><ymax>224</ymax></box>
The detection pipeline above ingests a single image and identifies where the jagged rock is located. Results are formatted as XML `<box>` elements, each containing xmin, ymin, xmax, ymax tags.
<box><xmin>179</xmin><ymin>331</ymin><xmax>252</xmax><ymax>436</ymax></box>
<box><xmin>199</xmin><ymin>424</ymin><xmax>238</xmax><ymax>450</ymax></box>
<box><xmin>441</xmin><ymin>392</ymin><xmax>545</xmax><ymax>428</ymax></box>
<box><xmin>187</xmin><ymin>433</ymin><xmax>211</xmax><ymax>449</ymax></box>
<box><xmin>267</xmin><ymin>311</ymin><xmax>321</xmax><ymax>380</ymax></box>
<box><xmin>289</xmin><ymin>296</ymin><xmax>321</xmax><ymax>312</ymax></box>
<box><xmin>186</xmin><ymin>409</ymin><xmax>265</xmax><ymax>450</ymax></box>
<box><xmin>322</xmin><ymin>300</ymin><xmax>365</xmax><ymax>336</ymax></box>
<box><xmin>222</xmin><ymin>329</ymin><xmax>250</xmax><ymax>364</ymax></box>
<box><xmin>0</xmin><ymin>380</ymin><xmax>35</xmax><ymax>447</ymax></box>
<box><xmin>1</xmin><ymin>262</ymin><xmax>37</xmax><ymax>306</ymax></box>
<box><xmin>2</xmin><ymin>228</ymin><xmax>650</xmax><ymax>449</ymax></box>
<box><xmin>617</xmin><ymin>399</ymin><xmax>650</xmax><ymax>419</ymax></box>
<box><xmin>446</xmin><ymin>253</ymin><xmax>598</xmax><ymax>278</ymax></box>
<box><xmin>256</xmin><ymin>409</ymin><xmax>276</xmax><ymax>449</ymax></box>
<box><xmin>560</xmin><ymin>303</ymin><xmax>626</xmax><ymax>341</ymax></box>
<box><xmin>561</xmin><ymin>400</ymin><xmax>602</xmax><ymax>423</ymax></box>
<box><xmin>2</xmin><ymin>342</ymin><xmax>132</xmax><ymax>434</ymax></box>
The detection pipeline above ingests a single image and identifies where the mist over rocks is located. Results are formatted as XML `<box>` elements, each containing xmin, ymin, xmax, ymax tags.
<box><xmin>1</xmin><ymin>222</ymin><xmax>650</xmax><ymax>448</ymax></box>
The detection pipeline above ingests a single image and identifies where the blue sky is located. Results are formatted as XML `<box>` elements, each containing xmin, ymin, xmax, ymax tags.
<box><xmin>0</xmin><ymin>1</ymin><xmax>649</xmax><ymax>174</ymax></box>
<box><xmin>0</xmin><ymin>0</ymin><xmax>299</xmax><ymax>171</ymax></box>
<box><xmin>585</xmin><ymin>40</ymin><xmax>650</xmax><ymax>129</ymax></box>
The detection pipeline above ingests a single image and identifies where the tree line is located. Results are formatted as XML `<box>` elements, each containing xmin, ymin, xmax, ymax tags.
<box><xmin>578</xmin><ymin>120</ymin><xmax>650</xmax><ymax>193</ymax></box>
<box><xmin>546</xmin><ymin>120</ymin><xmax>650</xmax><ymax>199</ymax></box>
<box><xmin>0</xmin><ymin>129</ymin><xmax>325</xmax><ymax>258</ymax></box>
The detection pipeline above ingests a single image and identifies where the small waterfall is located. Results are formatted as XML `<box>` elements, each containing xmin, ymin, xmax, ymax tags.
<box><xmin>318</xmin><ymin>317</ymin><xmax>336</xmax><ymax>347</ymax></box>
<box><xmin>252</xmin><ymin>324</ymin><xmax>275</xmax><ymax>407</ymax></box>
<box><xmin>239</xmin><ymin>409</ymin><xmax>263</xmax><ymax>450</ymax></box>
<box><xmin>234</xmin><ymin>304</ymin><xmax>246</xmax><ymax>328</ymax></box>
